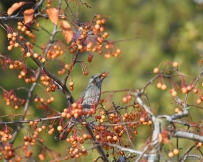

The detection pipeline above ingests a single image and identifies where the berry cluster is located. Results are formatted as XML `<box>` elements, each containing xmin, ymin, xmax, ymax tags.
<box><xmin>61</xmin><ymin>102</ymin><xmax>96</xmax><ymax>119</ymax></box>
<box><xmin>17</xmin><ymin>22</ymin><xmax>35</xmax><ymax>40</ymax></box>
<box><xmin>65</xmin><ymin>134</ymin><xmax>89</xmax><ymax>159</ymax></box>
<box><xmin>43</xmin><ymin>42</ymin><xmax>65</xmax><ymax>60</ymax></box>
<box><xmin>0</xmin><ymin>129</ymin><xmax>13</xmax><ymax>142</ymax></box>
<box><xmin>34</xmin><ymin>96</ymin><xmax>55</xmax><ymax>106</ymax></box>
<box><xmin>153</xmin><ymin>61</ymin><xmax>203</xmax><ymax>105</ymax></box>
<box><xmin>94</xmin><ymin>125</ymin><xmax>120</xmax><ymax>145</ymax></box>
<box><xmin>122</xmin><ymin>94</ymin><xmax>132</xmax><ymax>103</ymax></box>
<box><xmin>68</xmin><ymin>14</ymin><xmax>121</xmax><ymax>58</ymax></box>
<box><xmin>0</xmin><ymin>144</ymin><xmax>15</xmax><ymax>160</ymax></box>
<box><xmin>3</xmin><ymin>90</ymin><xmax>25</xmax><ymax>109</ymax></box>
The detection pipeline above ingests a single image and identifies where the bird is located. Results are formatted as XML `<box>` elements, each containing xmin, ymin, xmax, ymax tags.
<box><xmin>54</xmin><ymin>72</ymin><xmax>108</xmax><ymax>141</ymax></box>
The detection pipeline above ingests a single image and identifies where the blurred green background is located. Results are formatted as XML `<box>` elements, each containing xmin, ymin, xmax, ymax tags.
<box><xmin>1</xmin><ymin>0</ymin><xmax>203</xmax><ymax>161</ymax></box>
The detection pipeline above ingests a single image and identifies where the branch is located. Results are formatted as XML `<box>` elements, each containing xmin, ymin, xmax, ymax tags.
<box><xmin>85</xmin><ymin>122</ymin><xmax>110</xmax><ymax>162</ymax></box>
<box><xmin>0</xmin><ymin>115</ymin><xmax>61</xmax><ymax>125</ymax></box>
<box><xmin>174</xmin><ymin>131</ymin><xmax>203</xmax><ymax>142</ymax></box>
<box><xmin>10</xmin><ymin>71</ymin><xmax>40</xmax><ymax>144</ymax></box>
<box><xmin>112</xmin><ymin>102</ymin><xmax>135</xmax><ymax>150</ymax></box>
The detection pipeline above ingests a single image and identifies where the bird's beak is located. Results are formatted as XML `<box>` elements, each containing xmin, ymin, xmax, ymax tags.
<box><xmin>100</xmin><ymin>72</ymin><xmax>108</xmax><ymax>78</ymax></box>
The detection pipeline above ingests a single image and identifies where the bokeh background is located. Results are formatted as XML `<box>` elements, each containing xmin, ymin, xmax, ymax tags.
<box><xmin>1</xmin><ymin>0</ymin><xmax>203</xmax><ymax>161</ymax></box>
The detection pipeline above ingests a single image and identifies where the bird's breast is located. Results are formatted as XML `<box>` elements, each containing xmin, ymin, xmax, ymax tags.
<box><xmin>82</xmin><ymin>89</ymin><xmax>101</xmax><ymax>107</ymax></box>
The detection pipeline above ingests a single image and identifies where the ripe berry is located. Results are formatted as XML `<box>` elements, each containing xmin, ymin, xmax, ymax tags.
<box><xmin>168</xmin><ymin>151</ymin><xmax>174</xmax><ymax>157</ymax></box>
<box><xmin>7</xmin><ymin>46</ymin><xmax>12</xmax><ymax>50</ymax></box>
<box><xmin>174</xmin><ymin>107</ymin><xmax>180</xmax><ymax>113</ymax></box>
<box><xmin>173</xmin><ymin>148</ymin><xmax>179</xmax><ymax>155</ymax></box>
<box><xmin>193</xmin><ymin>88</ymin><xmax>199</xmax><ymax>94</ymax></box>
<box><xmin>153</xmin><ymin>67</ymin><xmax>159</xmax><ymax>73</ymax></box>
<box><xmin>83</xmin><ymin>71</ymin><xmax>89</xmax><ymax>76</ymax></box>
<box><xmin>7</xmin><ymin>33</ymin><xmax>12</xmax><ymax>39</ymax></box>
<box><xmin>197</xmin><ymin>99</ymin><xmax>201</xmax><ymax>104</ymax></box>
<box><xmin>122</xmin><ymin>97</ymin><xmax>128</xmax><ymax>103</ymax></box>
<box><xmin>69</xmin><ymin>81</ymin><xmax>74</xmax><ymax>87</ymax></box>
<box><xmin>57</xmin><ymin>126</ymin><xmax>63</xmax><ymax>131</ymax></box>
<box><xmin>171</xmin><ymin>90</ymin><xmax>177</xmax><ymax>96</ymax></box>
<box><xmin>181</xmin><ymin>87</ymin><xmax>187</xmax><ymax>94</ymax></box>
<box><xmin>172</xmin><ymin>61</ymin><xmax>178</xmax><ymax>68</ymax></box>
<box><xmin>88</xmin><ymin>54</ymin><xmax>94</xmax><ymax>62</ymax></box>
<box><xmin>156</xmin><ymin>82</ymin><xmax>162</xmax><ymax>89</ymax></box>
<box><xmin>161</xmin><ymin>84</ymin><xmax>167</xmax><ymax>90</ymax></box>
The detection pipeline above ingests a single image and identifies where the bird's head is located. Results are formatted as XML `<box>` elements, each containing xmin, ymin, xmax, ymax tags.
<box><xmin>88</xmin><ymin>72</ymin><xmax>108</xmax><ymax>87</ymax></box>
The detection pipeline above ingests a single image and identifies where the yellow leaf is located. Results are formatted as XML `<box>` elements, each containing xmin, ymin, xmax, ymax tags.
<box><xmin>7</xmin><ymin>2</ymin><xmax>25</xmax><ymax>16</ymax></box>
<box><xmin>24</xmin><ymin>9</ymin><xmax>34</xmax><ymax>24</ymax></box>
<box><xmin>46</xmin><ymin>8</ymin><xmax>58</xmax><ymax>25</ymax></box>
<box><xmin>60</xmin><ymin>21</ymin><xmax>73</xmax><ymax>43</ymax></box>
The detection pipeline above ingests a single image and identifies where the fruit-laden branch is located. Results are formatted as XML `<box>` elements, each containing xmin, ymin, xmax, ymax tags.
<box><xmin>10</xmin><ymin>71</ymin><xmax>40</xmax><ymax>144</ymax></box>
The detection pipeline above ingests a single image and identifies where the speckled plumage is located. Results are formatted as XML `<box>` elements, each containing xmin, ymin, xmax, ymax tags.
<box><xmin>54</xmin><ymin>72</ymin><xmax>107</xmax><ymax>141</ymax></box>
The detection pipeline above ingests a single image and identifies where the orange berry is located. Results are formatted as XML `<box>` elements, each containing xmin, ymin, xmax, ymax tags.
<box><xmin>7</xmin><ymin>33</ymin><xmax>13</xmax><ymax>38</ymax></box>
<box><xmin>193</xmin><ymin>88</ymin><xmax>199</xmax><ymax>94</ymax></box>
<box><xmin>69</xmin><ymin>81</ymin><xmax>74</xmax><ymax>87</ymax></box>
<box><xmin>26</xmin><ymin>52</ymin><xmax>31</xmax><ymax>57</ymax></box>
<box><xmin>9</xmin><ymin>64</ymin><xmax>14</xmax><ymax>69</ymax></box>
<box><xmin>61</xmin><ymin>112</ymin><xmax>67</xmax><ymax>118</ymax></box>
<box><xmin>42</xmin><ymin>125</ymin><xmax>46</xmax><ymax>129</ymax></box>
<box><xmin>168</xmin><ymin>151</ymin><xmax>174</xmax><ymax>157</ymax></box>
<box><xmin>174</xmin><ymin>108</ymin><xmax>180</xmax><ymax>113</ymax></box>
<box><xmin>33</xmin><ymin>53</ymin><xmax>39</xmax><ymax>58</ymax></box>
<box><xmin>197</xmin><ymin>142</ymin><xmax>202</xmax><ymax>148</ymax></box>
<box><xmin>65</xmin><ymin>64</ymin><xmax>69</xmax><ymax>69</ymax></box>
<box><xmin>139</xmin><ymin>117</ymin><xmax>145</xmax><ymax>122</ymax></box>
<box><xmin>173</xmin><ymin>148</ymin><xmax>179</xmax><ymax>155</ymax></box>
<box><xmin>127</xmin><ymin>95</ymin><xmax>132</xmax><ymax>101</ymax></box>
<box><xmin>72</xmin><ymin>103</ymin><xmax>78</xmax><ymax>108</ymax></box>
<box><xmin>122</xmin><ymin>97</ymin><xmax>128</xmax><ymax>103</ymax></box>
<box><xmin>197</xmin><ymin>99</ymin><xmax>201</xmax><ymax>104</ymax></box>
<box><xmin>8</xmin><ymin>46</ymin><xmax>12</xmax><ymax>50</ymax></box>
<box><xmin>181</xmin><ymin>87</ymin><xmax>187</xmax><ymax>94</ymax></box>
<box><xmin>113</xmin><ymin>136</ymin><xmax>118</xmax><ymax>141</ymax></box>
<box><xmin>153</xmin><ymin>67</ymin><xmax>159</xmax><ymax>73</ymax></box>
<box><xmin>41</xmin><ymin>58</ymin><xmax>46</xmax><ymax>63</ymax></box>
<box><xmin>172</xmin><ymin>61</ymin><xmax>178</xmax><ymax>68</ymax></box>
<box><xmin>95</xmin><ymin>24</ymin><xmax>100</xmax><ymax>30</ymax></box>
<box><xmin>161</xmin><ymin>84</ymin><xmax>167</xmax><ymax>90</ymax></box>
<box><xmin>57</xmin><ymin>125</ymin><xmax>63</xmax><ymax>131</ymax></box>
<box><xmin>37</xmin><ymin>127</ymin><xmax>42</xmax><ymax>132</ymax></box>
<box><xmin>96</xmin><ymin>135</ymin><xmax>100</xmax><ymax>139</ymax></box>
<box><xmin>186</xmin><ymin>85</ymin><xmax>192</xmax><ymax>91</ymax></box>
<box><xmin>156</xmin><ymin>82</ymin><xmax>162</xmax><ymax>88</ymax></box>
<box><xmin>83</xmin><ymin>71</ymin><xmax>89</xmax><ymax>76</ymax></box>
<box><xmin>14</xmin><ymin>43</ymin><xmax>19</xmax><ymax>47</ymax></box>
<box><xmin>171</xmin><ymin>90</ymin><xmax>177</xmax><ymax>96</ymax></box>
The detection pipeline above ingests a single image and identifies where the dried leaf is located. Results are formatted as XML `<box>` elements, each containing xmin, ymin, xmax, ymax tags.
<box><xmin>60</xmin><ymin>21</ymin><xmax>73</xmax><ymax>43</ymax></box>
<box><xmin>46</xmin><ymin>8</ymin><xmax>58</xmax><ymax>25</ymax></box>
<box><xmin>24</xmin><ymin>9</ymin><xmax>34</xmax><ymax>24</ymax></box>
<box><xmin>7</xmin><ymin>2</ymin><xmax>25</xmax><ymax>16</ymax></box>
